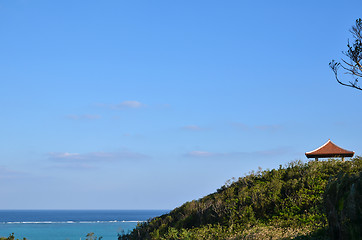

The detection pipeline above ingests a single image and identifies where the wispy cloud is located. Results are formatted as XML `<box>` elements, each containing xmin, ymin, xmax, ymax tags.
<box><xmin>255</xmin><ymin>124</ymin><xmax>282</xmax><ymax>131</ymax></box>
<box><xmin>185</xmin><ymin>151</ymin><xmax>218</xmax><ymax>157</ymax></box>
<box><xmin>48</xmin><ymin>151</ymin><xmax>148</xmax><ymax>163</ymax></box>
<box><xmin>49</xmin><ymin>152</ymin><xmax>83</xmax><ymax>160</ymax></box>
<box><xmin>184</xmin><ymin>147</ymin><xmax>292</xmax><ymax>160</ymax></box>
<box><xmin>231</xmin><ymin>122</ymin><xmax>249</xmax><ymax>131</ymax></box>
<box><xmin>232</xmin><ymin>122</ymin><xmax>284</xmax><ymax>132</ymax></box>
<box><xmin>334</xmin><ymin>121</ymin><xmax>347</xmax><ymax>126</ymax></box>
<box><xmin>181</xmin><ymin>125</ymin><xmax>206</xmax><ymax>131</ymax></box>
<box><xmin>256</xmin><ymin>148</ymin><xmax>292</xmax><ymax>157</ymax></box>
<box><xmin>122</xmin><ymin>133</ymin><xmax>143</xmax><ymax>138</ymax></box>
<box><xmin>47</xmin><ymin>150</ymin><xmax>149</xmax><ymax>169</ymax></box>
<box><xmin>0</xmin><ymin>166</ymin><xmax>26</xmax><ymax>179</ymax></box>
<box><xmin>66</xmin><ymin>114</ymin><xmax>101</xmax><ymax>120</ymax></box>
<box><xmin>50</xmin><ymin>163</ymin><xmax>95</xmax><ymax>170</ymax></box>
<box><xmin>117</xmin><ymin>101</ymin><xmax>143</xmax><ymax>109</ymax></box>
<box><xmin>97</xmin><ymin>100</ymin><xmax>145</xmax><ymax>110</ymax></box>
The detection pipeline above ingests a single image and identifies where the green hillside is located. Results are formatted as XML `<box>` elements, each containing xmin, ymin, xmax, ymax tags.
<box><xmin>119</xmin><ymin>157</ymin><xmax>362</xmax><ymax>240</ymax></box>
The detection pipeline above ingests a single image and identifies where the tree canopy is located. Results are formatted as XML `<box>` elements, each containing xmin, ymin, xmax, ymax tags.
<box><xmin>330</xmin><ymin>18</ymin><xmax>362</xmax><ymax>91</ymax></box>
<box><xmin>119</xmin><ymin>158</ymin><xmax>362</xmax><ymax>240</ymax></box>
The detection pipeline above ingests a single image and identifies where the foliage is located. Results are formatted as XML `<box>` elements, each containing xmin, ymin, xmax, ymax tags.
<box><xmin>324</xmin><ymin>171</ymin><xmax>362</xmax><ymax>240</ymax></box>
<box><xmin>86</xmin><ymin>232</ymin><xmax>103</xmax><ymax>240</ymax></box>
<box><xmin>0</xmin><ymin>233</ymin><xmax>27</xmax><ymax>240</ymax></box>
<box><xmin>330</xmin><ymin>18</ymin><xmax>362</xmax><ymax>91</ymax></box>
<box><xmin>0</xmin><ymin>232</ymin><xmax>103</xmax><ymax>240</ymax></box>
<box><xmin>119</xmin><ymin>157</ymin><xmax>362</xmax><ymax>239</ymax></box>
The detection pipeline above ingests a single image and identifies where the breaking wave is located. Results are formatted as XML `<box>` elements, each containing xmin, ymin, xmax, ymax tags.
<box><xmin>0</xmin><ymin>220</ymin><xmax>143</xmax><ymax>224</ymax></box>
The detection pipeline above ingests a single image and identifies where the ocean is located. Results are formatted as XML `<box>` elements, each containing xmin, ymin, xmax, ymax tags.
<box><xmin>0</xmin><ymin>210</ymin><xmax>168</xmax><ymax>240</ymax></box>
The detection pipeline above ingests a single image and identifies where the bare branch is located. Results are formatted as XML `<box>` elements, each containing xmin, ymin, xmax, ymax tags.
<box><xmin>331</xmin><ymin>18</ymin><xmax>362</xmax><ymax>91</ymax></box>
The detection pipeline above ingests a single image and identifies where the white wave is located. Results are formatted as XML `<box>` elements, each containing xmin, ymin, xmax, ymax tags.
<box><xmin>0</xmin><ymin>220</ymin><xmax>145</xmax><ymax>224</ymax></box>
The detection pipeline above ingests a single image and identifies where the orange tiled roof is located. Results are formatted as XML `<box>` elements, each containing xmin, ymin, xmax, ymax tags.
<box><xmin>305</xmin><ymin>140</ymin><xmax>354</xmax><ymax>158</ymax></box>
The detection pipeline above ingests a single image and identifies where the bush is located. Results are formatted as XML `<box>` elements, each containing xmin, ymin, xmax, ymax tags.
<box><xmin>119</xmin><ymin>157</ymin><xmax>362</xmax><ymax>240</ymax></box>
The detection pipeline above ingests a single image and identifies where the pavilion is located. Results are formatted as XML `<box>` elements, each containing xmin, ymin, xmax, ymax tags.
<box><xmin>305</xmin><ymin>139</ymin><xmax>354</xmax><ymax>161</ymax></box>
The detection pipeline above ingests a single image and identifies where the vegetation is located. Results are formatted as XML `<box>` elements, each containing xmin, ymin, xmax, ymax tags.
<box><xmin>0</xmin><ymin>233</ymin><xmax>26</xmax><ymax>240</ymax></box>
<box><xmin>0</xmin><ymin>232</ymin><xmax>103</xmax><ymax>240</ymax></box>
<box><xmin>330</xmin><ymin>18</ymin><xmax>362</xmax><ymax>91</ymax></box>
<box><xmin>324</xmin><ymin>171</ymin><xmax>362</xmax><ymax>239</ymax></box>
<box><xmin>85</xmin><ymin>232</ymin><xmax>103</xmax><ymax>240</ymax></box>
<box><xmin>119</xmin><ymin>157</ymin><xmax>362</xmax><ymax>239</ymax></box>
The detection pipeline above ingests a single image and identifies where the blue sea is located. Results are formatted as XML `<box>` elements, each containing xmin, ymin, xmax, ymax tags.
<box><xmin>0</xmin><ymin>210</ymin><xmax>168</xmax><ymax>240</ymax></box>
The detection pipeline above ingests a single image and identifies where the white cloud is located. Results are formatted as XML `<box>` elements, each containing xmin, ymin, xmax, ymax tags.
<box><xmin>50</xmin><ymin>163</ymin><xmax>95</xmax><ymax>170</ymax></box>
<box><xmin>186</xmin><ymin>151</ymin><xmax>217</xmax><ymax>157</ymax></box>
<box><xmin>49</xmin><ymin>152</ymin><xmax>83</xmax><ymax>160</ymax></box>
<box><xmin>232</xmin><ymin>122</ymin><xmax>283</xmax><ymax>132</ymax></box>
<box><xmin>118</xmin><ymin>101</ymin><xmax>143</xmax><ymax>108</ymax></box>
<box><xmin>255</xmin><ymin>124</ymin><xmax>282</xmax><ymax>131</ymax></box>
<box><xmin>96</xmin><ymin>101</ymin><xmax>145</xmax><ymax>110</ymax></box>
<box><xmin>48</xmin><ymin>150</ymin><xmax>148</xmax><ymax>164</ymax></box>
<box><xmin>181</xmin><ymin>125</ymin><xmax>204</xmax><ymax>131</ymax></box>
<box><xmin>66</xmin><ymin>114</ymin><xmax>101</xmax><ymax>120</ymax></box>
<box><xmin>184</xmin><ymin>147</ymin><xmax>292</xmax><ymax>160</ymax></box>
<box><xmin>231</xmin><ymin>122</ymin><xmax>250</xmax><ymax>130</ymax></box>
<box><xmin>0</xmin><ymin>166</ymin><xmax>25</xmax><ymax>179</ymax></box>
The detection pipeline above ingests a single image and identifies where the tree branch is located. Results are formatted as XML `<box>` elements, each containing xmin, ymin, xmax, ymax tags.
<box><xmin>330</xmin><ymin>18</ymin><xmax>362</xmax><ymax>92</ymax></box>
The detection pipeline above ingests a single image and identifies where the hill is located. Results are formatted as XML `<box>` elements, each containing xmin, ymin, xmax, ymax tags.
<box><xmin>119</xmin><ymin>158</ymin><xmax>362</xmax><ymax>240</ymax></box>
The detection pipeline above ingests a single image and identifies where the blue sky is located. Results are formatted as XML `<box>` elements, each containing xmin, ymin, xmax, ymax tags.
<box><xmin>0</xmin><ymin>0</ymin><xmax>361</xmax><ymax>209</ymax></box>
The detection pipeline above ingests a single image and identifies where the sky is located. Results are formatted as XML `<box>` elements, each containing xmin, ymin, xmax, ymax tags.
<box><xmin>0</xmin><ymin>0</ymin><xmax>362</xmax><ymax>210</ymax></box>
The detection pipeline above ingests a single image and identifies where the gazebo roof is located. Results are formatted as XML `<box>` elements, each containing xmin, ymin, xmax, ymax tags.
<box><xmin>305</xmin><ymin>140</ymin><xmax>354</xmax><ymax>159</ymax></box>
